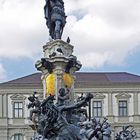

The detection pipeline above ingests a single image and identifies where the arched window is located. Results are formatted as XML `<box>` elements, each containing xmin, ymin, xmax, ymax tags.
<box><xmin>11</xmin><ymin>134</ymin><xmax>23</xmax><ymax>140</ymax></box>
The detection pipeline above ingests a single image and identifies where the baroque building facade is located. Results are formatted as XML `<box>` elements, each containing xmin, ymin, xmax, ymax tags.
<box><xmin>0</xmin><ymin>72</ymin><xmax>140</xmax><ymax>140</ymax></box>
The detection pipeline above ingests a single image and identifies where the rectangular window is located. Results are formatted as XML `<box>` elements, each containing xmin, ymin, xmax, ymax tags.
<box><xmin>14</xmin><ymin>134</ymin><xmax>23</xmax><ymax>140</ymax></box>
<box><xmin>119</xmin><ymin>100</ymin><xmax>127</xmax><ymax>116</ymax></box>
<box><xmin>14</xmin><ymin>102</ymin><xmax>23</xmax><ymax>118</ymax></box>
<box><xmin>93</xmin><ymin>101</ymin><xmax>102</xmax><ymax>117</ymax></box>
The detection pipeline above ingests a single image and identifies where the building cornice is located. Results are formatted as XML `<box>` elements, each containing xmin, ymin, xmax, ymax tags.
<box><xmin>0</xmin><ymin>88</ymin><xmax>43</xmax><ymax>94</ymax></box>
<box><xmin>74</xmin><ymin>88</ymin><xmax>140</xmax><ymax>93</ymax></box>
<box><xmin>0</xmin><ymin>83</ymin><xmax>42</xmax><ymax>89</ymax></box>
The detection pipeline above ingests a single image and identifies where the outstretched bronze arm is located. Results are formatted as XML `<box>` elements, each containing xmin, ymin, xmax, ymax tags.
<box><xmin>61</xmin><ymin>93</ymin><xmax>93</xmax><ymax>112</ymax></box>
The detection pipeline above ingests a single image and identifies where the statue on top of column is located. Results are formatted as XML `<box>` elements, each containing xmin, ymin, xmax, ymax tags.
<box><xmin>44</xmin><ymin>0</ymin><xmax>66</xmax><ymax>40</ymax></box>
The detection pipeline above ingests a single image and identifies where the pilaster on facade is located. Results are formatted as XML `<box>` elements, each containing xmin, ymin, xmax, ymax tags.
<box><xmin>0</xmin><ymin>95</ymin><xmax>2</xmax><ymax>118</ymax></box>
<box><xmin>0</xmin><ymin>94</ymin><xmax>8</xmax><ymax>119</ymax></box>
<box><xmin>133</xmin><ymin>92</ymin><xmax>140</xmax><ymax>122</ymax></box>
<box><xmin>107</xmin><ymin>92</ymin><xmax>114</xmax><ymax>123</ymax></box>
<box><xmin>133</xmin><ymin>92</ymin><xmax>139</xmax><ymax>115</ymax></box>
<box><xmin>0</xmin><ymin>128</ymin><xmax>8</xmax><ymax>140</ymax></box>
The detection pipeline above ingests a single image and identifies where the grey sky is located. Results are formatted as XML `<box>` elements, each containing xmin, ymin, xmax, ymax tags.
<box><xmin>0</xmin><ymin>0</ymin><xmax>140</xmax><ymax>81</ymax></box>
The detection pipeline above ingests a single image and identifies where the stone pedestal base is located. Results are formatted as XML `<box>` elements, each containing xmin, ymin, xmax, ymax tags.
<box><xmin>133</xmin><ymin>115</ymin><xmax>140</xmax><ymax>122</ymax></box>
<box><xmin>43</xmin><ymin>39</ymin><xmax>74</xmax><ymax>59</ymax></box>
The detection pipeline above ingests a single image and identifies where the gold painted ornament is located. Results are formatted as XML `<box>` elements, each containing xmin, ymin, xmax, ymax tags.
<box><xmin>46</xmin><ymin>73</ymin><xmax>55</xmax><ymax>96</ymax></box>
<box><xmin>63</xmin><ymin>73</ymin><xmax>74</xmax><ymax>88</ymax></box>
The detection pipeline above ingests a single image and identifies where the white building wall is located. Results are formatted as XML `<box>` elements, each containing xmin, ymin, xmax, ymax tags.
<box><xmin>129</xmin><ymin>93</ymin><xmax>134</xmax><ymax>116</ymax></box>
<box><xmin>24</xmin><ymin>95</ymin><xmax>30</xmax><ymax>118</ymax></box>
<box><xmin>8</xmin><ymin>94</ymin><xmax>13</xmax><ymax>118</ymax></box>
<box><xmin>112</xmin><ymin>93</ymin><xmax>118</xmax><ymax>116</ymax></box>
<box><xmin>103</xmin><ymin>93</ymin><xmax>108</xmax><ymax>116</ymax></box>
<box><xmin>138</xmin><ymin>93</ymin><xmax>140</xmax><ymax>114</ymax></box>
<box><xmin>1</xmin><ymin>87</ymin><xmax>140</xmax><ymax>140</ymax></box>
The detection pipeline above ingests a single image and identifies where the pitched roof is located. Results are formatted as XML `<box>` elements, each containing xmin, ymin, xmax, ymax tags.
<box><xmin>0</xmin><ymin>73</ymin><xmax>42</xmax><ymax>86</ymax></box>
<box><xmin>1</xmin><ymin>72</ymin><xmax>140</xmax><ymax>88</ymax></box>
<box><xmin>75</xmin><ymin>72</ymin><xmax>140</xmax><ymax>82</ymax></box>
<box><xmin>74</xmin><ymin>72</ymin><xmax>140</xmax><ymax>88</ymax></box>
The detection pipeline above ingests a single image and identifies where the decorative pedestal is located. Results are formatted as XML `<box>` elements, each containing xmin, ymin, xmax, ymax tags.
<box><xmin>35</xmin><ymin>39</ymin><xmax>82</xmax><ymax>100</ymax></box>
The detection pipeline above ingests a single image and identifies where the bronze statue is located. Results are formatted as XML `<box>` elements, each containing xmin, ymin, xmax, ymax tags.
<box><xmin>28</xmin><ymin>93</ymin><xmax>93</xmax><ymax>140</ymax></box>
<box><xmin>115</xmin><ymin>125</ymin><xmax>137</xmax><ymax>140</ymax></box>
<box><xmin>79</xmin><ymin>117</ymin><xmax>112</xmax><ymax>140</ymax></box>
<box><xmin>44</xmin><ymin>0</ymin><xmax>66</xmax><ymax>39</ymax></box>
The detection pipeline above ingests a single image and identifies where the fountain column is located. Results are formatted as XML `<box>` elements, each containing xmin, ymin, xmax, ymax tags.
<box><xmin>35</xmin><ymin>39</ymin><xmax>81</xmax><ymax>100</ymax></box>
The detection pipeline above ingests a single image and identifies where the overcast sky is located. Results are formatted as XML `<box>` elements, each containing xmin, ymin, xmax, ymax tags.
<box><xmin>0</xmin><ymin>0</ymin><xmax>140</xmax><ymax>82</ymax></box>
